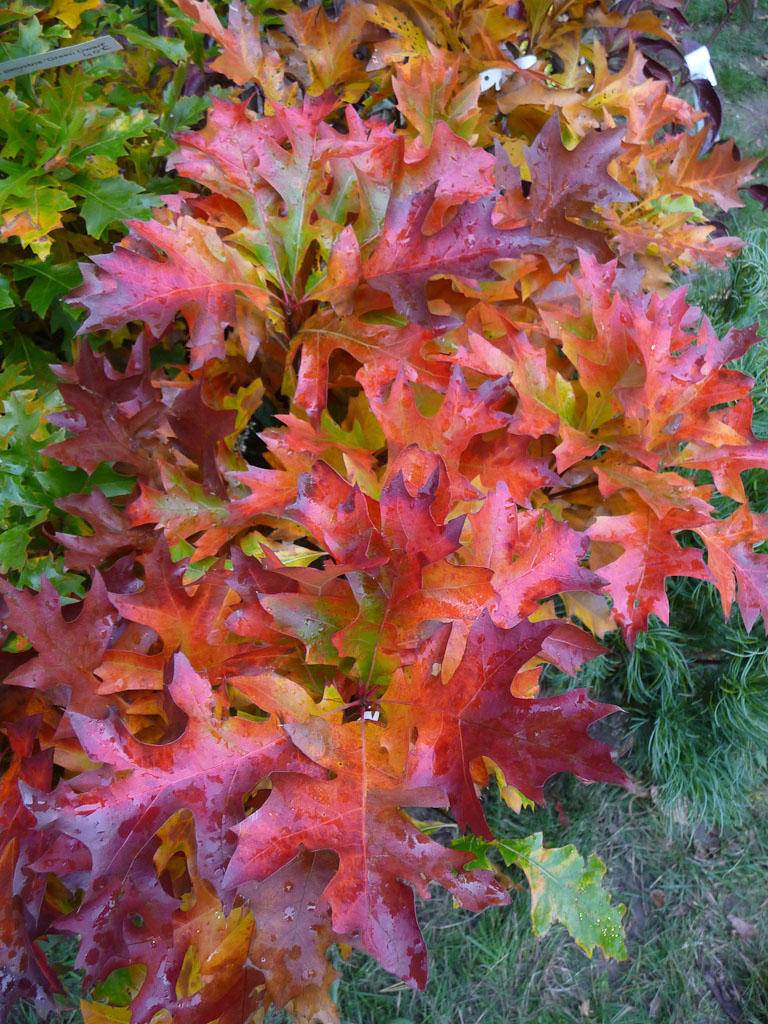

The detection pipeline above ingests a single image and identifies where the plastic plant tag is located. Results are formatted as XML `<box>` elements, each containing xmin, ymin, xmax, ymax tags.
<box><xmin>0</xmin><ymin>36</ymin><xmax>122</xmax><ymax>79</ymax></box>
<box><xmin>479</xmin><ymin>55</ymin><xmax>537</xmax><ymax>92</ymax></box>
<box><xmin>685</xmin><ymin>45</ymin><xmax>717</xmax><ymax>86</ymax></box>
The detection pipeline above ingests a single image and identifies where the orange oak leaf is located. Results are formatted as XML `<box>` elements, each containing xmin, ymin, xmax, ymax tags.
<box><xmin>589</xmin><ymin>506</ymin><xmax>713</xmax><ymax>644</ymax></box>
<box><xmin>697</xmin><ymin>506</ymin><xmax>768</xmax><ymax>632</ymax></box>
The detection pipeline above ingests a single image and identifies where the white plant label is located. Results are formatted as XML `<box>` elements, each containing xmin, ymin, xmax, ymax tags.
<box><xmin>479</xmin><ymin>55</ymin><xmax>537</xmax><ymax>92</ymax></box>
<box><xmin>685</xmin><ymin>45</ymin><xmax>717</xmax><ymax>87</ymax></box>
<box><xmin>0</xmin><ymin>36</ymin><xmax>122</xmax><ymax>80</ymax></box>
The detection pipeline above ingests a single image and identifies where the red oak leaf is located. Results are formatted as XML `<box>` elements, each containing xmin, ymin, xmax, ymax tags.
<box><xmin>69</xmin><ymin>215</ymin><xmax>271</xmax><ymax>368</ymax></box>
<box><xmin>468</xmin><ymin>483</ymin><xmax>604</xmax><ymax>624</ymax></box>
<box><xmin>361</xmin><ymin>118</ymin><xmax>633</xmax><ymax>325</ymax></box>
<box><xmin>36</xmin><ymin>655</ymin><xmax>319</xmax><ymax>894</ymax></box>
<box><xmin>108</xmin><ymin>539</ymin><xmax>243</xmax><ymax>672</ymax></box>
<box><xmin>173</xmin><ymin>0</ymin><xmax>289</xmax><ymax>94</ymax></box>
<box><xmin>45</xmin><ymin>342</ymin><xmax>168</xmax><ymax>479</ymax></box>
<box><xmin>225</xmin><ymin>672</ymin><xmax>508</xmax><ymax>989</ymax></box>
<box><xmin>285</xmin><ymin>460</ymin><xmax>385</xmax><ymax>567</ymax></box>
<box><xmin>678</xmin><ymin>439</ymin><xmax>768</xmax><ymax>503</ymax></box>
<box><xmin>0</xmin><ymin>575</ymin><xmax>117</xmax><ymax>714</ymax></box>
<box><xmin>515</xmin><ymin>117</ymin><xmax>635</xmax><ymax>249</ymax></box>
<box><xmin>589</xmin><ymin>506</ymin><xmax>713</xmax><ymax>644</ymax></box>
<box><xmin>55</xmin><ymin>489</ymin><xmax>155</xmax><ymax>571</ymax></box>
<box><xmin>240</xmin><ymin>850</ymin><xmax>340</xmax><ymax>1019</ymax></box>
<box><xmin>168</xmin><ymin>379</ymin><xmax>237</xmax><ymax>496</ymax></box>
<box><xmin>361</xmin><ymin>367</ymin><xmax>509</xmax><ymax>500</ymax></box>
<box><xmin>387</xmin><ymin>612</ymin><xmax>625</xmax><ymax>837</ymax></box>
<box><xmin>0</xmin><ymin>839</ymin><xmax>61</xmax><ymax>1018</ymax></box>
<box><xmin>291</xmin><ymin>309</ymin><xmax>441</xmax><ymax>420</ymax></box>
<box><xmin>0</xmin><ymin>717</ymin><xmax>52</xmax><ymax>842</ymax></box>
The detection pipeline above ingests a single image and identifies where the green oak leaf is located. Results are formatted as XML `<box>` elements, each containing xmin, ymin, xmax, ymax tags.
<box><xmin>455</xmin><ymin>831</ymin><xmax>627</xmax><ymax>959</ymax></box>
<box><xmin>68</xmin><ymin>175</ymin><xmax>162</xmax><ymax>239</ymax></box>
<box><xmin>497</xmin><ymin>833</ymin><xmax>627</xmax><ymax>959</ymax></box>
<box><xmin>13</xmin><ymin>258</ymin><xmax>82</xmax><ymax>317</ymax></box>
<box><xmin>0</xmin><ymin>272</ymin><xmax>13</xmax><ymax>310</ymax></box>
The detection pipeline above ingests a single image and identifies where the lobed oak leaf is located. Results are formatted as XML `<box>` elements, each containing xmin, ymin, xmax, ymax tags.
<box><xmin>228</xmin><ymin>463</ymin><xmax>305</xmax><ymax>532</ymax></box>
<box><xmin>697</xmin><ymin>506</ymin><xmax>768</xmax><ymax>632</ymax></box>
<box><xmin>242</xmin><ymin>850</ymin><xmax>340</xmax><ymax>1022</ymax></box>
<box><xmin>678</xmin><ymin>439</ymin><xmax>768</xmax><ymax>504</ymax></box>
<box><xmin>379</xmin><ymin>456</ymin><xmax>465</xmax><ymax>570</ymax></box>
<box><xmin>400</xmin><ymin>121</ymin><xmax>496</xmax><ymax>236</ymax></box>
<box><xmin>449</xmin><ymin>318</ymin><xmax>567</xmax><ymax>440</ymax></box>
<box><xmin>391</xmin><ymin>560</ymin><xmax>494</xmax><ymax>638</ymax></box>
<box><xmin>45</xmin><ymin>342</ymin><xmax>168</xmax><ymax>479</ymax></box>
<box><xmin>0</xmin><ymin>716</ymin><xmax>53</xmax><ymax>842</ymax></box>
<box><xmin>0</xmin><ymin>574</ymin><xmax>117</xmax><ymax>714</ymax></box>
<box><xmin>107</xmin><ymin>539</ymin><xmax>243</xmax><ymax>671</ymax></box>
<box><xmin>391</xmin><ymin>45</ymin><xmax>482</xmax><ymax>144</ymax></box>
<box><xmin>168</xmin><ymin>379</ymin><xmax>237</xmax><ymax>497</ymax></box>
<box><xmin>468</xmin><ymin>483</ymin><xmax>604</xmax><ymax>625</ymax></box>
<box><xmin>589</xmin><ymin>506</ymin><xmax>713</xmax><ymax>645</ymax></box>
<box><xmin>360</xmin><ymin>185</ymin><xmax>540</xmax><ymax>326</ymax></box>
<box><xmin>259</xmin><ymin>588</ymin><xmax>358</xmax><ymax>667</ymax></box>
<box><xmin>323</xmin><ymin>572</ymin><xmax>392</xmax><ymax>680</ymax></box>
<box><xmin>69</xmin><ymin>215</ymin><xmax>272</xmax><ymax>368</ymax></box>
<box><xmin>518</xmin><ymin>117</ymin><xmax>635</xmax><ymax>252</ymax></box>
<box><xmin>174</xmin><ymin>0</ymin><xmax>292</xmax><ymax>99</ymax></box>
<box><xmin>52</xmin><ymin>811</ymin><xmax>261</xmax><ymax>1023</ymax></box>
<box><xmin>387</xmin><ymin>611</ymin><xmax>626</xmax><ymax>838</ymax></box>
<box><xmin>663</xmin><ymin>130</ymin><xmax>759</xmax><ymax>212</ymax></box>
<box><xmin>361</xmin><ymin>367</ymin><xmax>509</xmax><ymax>500</ymax></box>
<box><xmin>361</xmin><ymin>117</ymin><xmax>634</xmax><ymax>326</ymax></box>
<box><xmin>35</xmin><ymin>655</ymin><xmax>320</xmax><ymax>898</ymax></box>
<box><xmin>125</xmin><ymin>467</ymin><xmax>230</xmax><ymax>558</ymax></box>
<box><xmin>261</xmin><ymin>409</ymin><xmax>381</xmax><ymax>491</ymax></box>
<box><xmin>285</xmin><ymin>460</ymin><xmax>385</xmax><ymax>568</ymax></box>
<box><xmin>51</xmin><ymin>858</ymin><xmax>179</xmax><ymax>1000</ymax></box>
<box><xmin>226</xmin><ymin>671</ymin><xmax>508</xmax><ymax>989</ymax></box>
<box><xmin>541</xmin><ymin>255</ymin><xmax>763</xmax><ymax>473</ymax></box>
<box><xmin>594</xmin><ymin>460</ymin><xmax>714</xmax><ymax>519</ymax></box>
<box><xmin>280</xmin><ymin>2</ymin><xmax>374</xmax><ymax>100</ymax></box>
<box><xmin>94</xmin><ymin>649</ymin><xmax>166</xmax><ymax>695</ymax></box>
<box><xmin>461</xmin><ymin>431</ymin><xmax>561</xmax><ymax>507</ymax></box>
<box><xmin>169</xmin><ymin>96</ymin><xmax>392</xmax><ymax>309</ymax></box>
<box><xmin>149</xmin><ymin>810</ymin><xmax>259</xmax><ymax>1023</ymax></box>
<box><xmin>0</xmin><ymin>838</ymin><xmax>61</xmax><ymax>1018</ymax></box>
<box><xmin>291</xmin><ymin>308</ymin><xmax>441</xmax><ymax>420</ymax></box>
<box><xmin>224</xmin><ymin>546</ymin><xmax>305</xmax><ymax>648</ymax></box>
<box><xmin>493</xmin><ymin>832</ymin><xmax>627</xmax><ymax>960</ymax></box>
<box><xmin>55</xmin><ymin>489</ymin><xmax>155</xmax><ymax>571</ymax></box>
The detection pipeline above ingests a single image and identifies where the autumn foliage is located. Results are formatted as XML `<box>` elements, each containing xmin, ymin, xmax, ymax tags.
<box><xmin>2</xmin><ymin>2</ymin><xmax>766</xmax><ymax>1022</ymax></box>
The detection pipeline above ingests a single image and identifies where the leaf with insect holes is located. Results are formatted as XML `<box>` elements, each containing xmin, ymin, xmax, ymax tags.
<box><xmin>35</xmin><ymin>655</ymin><xmax>320</xmax><ymax>900</ymax></box>
<box><xmin>225</xmin><ymin>669</ymin><xmax>509</xmax><ymax>990</ymax></box>
<box><xmin>457</xmin><ymin>831</ymin><xmax>627</xmax><ymax>959</ymax></box>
